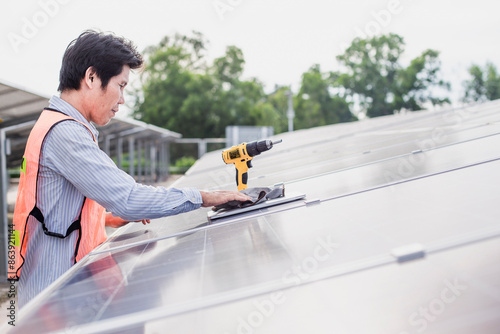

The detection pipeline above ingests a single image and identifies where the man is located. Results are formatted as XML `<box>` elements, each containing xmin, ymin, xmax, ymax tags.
<box><xmin>13</xmin><ymin>30</ymin><xmax>250</xmax><ymax>308</ymax></box>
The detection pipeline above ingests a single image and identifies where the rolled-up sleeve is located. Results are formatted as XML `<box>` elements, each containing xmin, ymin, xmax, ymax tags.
<box><xmin>44</xmin><ymin>120</ymin><xmax>203</xmax><ymax>221</ymax></box>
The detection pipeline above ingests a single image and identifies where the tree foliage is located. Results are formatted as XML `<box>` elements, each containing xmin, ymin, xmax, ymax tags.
<box><xmin>135</xmin><ymin>32</ymin><xmax>288</xmax><ymax>138</ymax></box>
<box><xmin>134</xmin><ymin>31</ymin><xmax>358</xmax><ymax>140</ymax></box>
<box><xmin>462</xmin><ymin>62</ymin><xmax>500</xmax><ymax>102</ymax></box>
<box><xmin>295</xmin><ymin>64</ymin><xmax>356</xmax><ymax>129</ymax></box>
<box><xmin>133</xmin><ymin>31</ymin><xmax>454</xmax><ymax>150</ymax></box>
<box><xmin>335</xmin><ymin>33</ymin><xmax>450</xmax><ymax>117</ymax></box>
<box><xmin>134</xmin><ymin>32</ymin><xmax>216</xmax><ymax>138</ymax></box>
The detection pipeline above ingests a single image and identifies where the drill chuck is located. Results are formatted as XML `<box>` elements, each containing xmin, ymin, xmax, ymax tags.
<box><xmin>246</xmin><ymin>139</ymin><xmax>282</xmax><ymax>157</ymax></box>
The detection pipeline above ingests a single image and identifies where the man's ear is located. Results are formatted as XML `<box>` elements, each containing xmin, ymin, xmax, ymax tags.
<box><xmin>83</xmin><ymin>67</ymin><xmax>97</xmax><ymax>89</ymax></box>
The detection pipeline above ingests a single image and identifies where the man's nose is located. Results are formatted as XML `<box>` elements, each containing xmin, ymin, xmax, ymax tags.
<box><xmin>118</xmin><ymin>89</ymin><xmax>125</xmax><ymax>104</ymax></box>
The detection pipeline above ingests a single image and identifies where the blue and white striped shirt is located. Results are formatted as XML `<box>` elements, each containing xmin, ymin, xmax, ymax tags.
<box><xmin>19</xmin><ymin>95</ymin><xmax>202</xmax><ymax>308</ymax></box>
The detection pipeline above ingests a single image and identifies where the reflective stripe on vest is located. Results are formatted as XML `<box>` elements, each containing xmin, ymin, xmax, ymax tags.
<box><xmin>10</xmin><ymin>108</ymin><xmax>107</xmax><ymax>280</ymax></box>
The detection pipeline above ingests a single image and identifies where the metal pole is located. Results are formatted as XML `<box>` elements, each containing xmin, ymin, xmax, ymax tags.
<box><xmin>117</xmin><ymin>137</ymin><xmax>123</xmax><ymax>170</ymax></box>
<box><xmin>286</xmin><ymin>88</ymin><xmax>295</xmax><ymax>132</ymax></box>
<box><xmin>149</xmin><ymin>143</ymin><xmax>156</xmax><ymax>184</ymax></box>
<box><xmin>128</xmin><ymin>137</ymin><xmax>135</xmax><ymax>178</ymax></box>
<box><xmin>165</xmin><ymin>141</ymin><xmax>170</xmax><ymax>180</ymax></box>
<box><xmin>135</xmin><ymin>140</ymin><xmax>141</xmax><ymax>183</ymax></box>
<box><xmin>144</xmin><ymin>141</ymin><xmax>150</xmax><ymax>184</ymax></box>
<box><xmin>198</xmin><ymin>139</ymin><xmax>207</xmax><ymax>158</ymax></box>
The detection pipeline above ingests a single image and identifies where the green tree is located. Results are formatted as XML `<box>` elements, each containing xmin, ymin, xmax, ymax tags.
<box><xmin>463</xmin><ymin>62</ymin><xmax>500</xmax><ymax>102</ymax></box>
<box><xmin>134</xmin><ymin>32</ymin><xmax>284</xmax><ymax>140</ymax></box>
<box><xmin>211</xmin><ymin>46</ymin><xmax>282</xmax><ymax>129</ymax></box>
<box><xmin>133</xmin><ymin>31</ymin><xmax>214</xmax><ymax>138</ymax></box>
<box><xmin>336</xmin><ymin>33</ymin><xmax>449</xmax><ymax>118</ymax></box>
<box><xmin>394</xmin><ymin>49</ymin><xmax>450</xmax><ymax>110</ymax></box>
<box><xmin>212</xmin><ymin>45</ymin><xmax>245</xmax><ymax>85</ymax></box>
<box><xmin>295</xmin><ymin>64</ymin><xmax>355</xmax><ymax>130</ymax></box>
<box><xmin>260</xmin><ymin>86</ymin><xmax>290</xmax><ymax>134</ymax></box>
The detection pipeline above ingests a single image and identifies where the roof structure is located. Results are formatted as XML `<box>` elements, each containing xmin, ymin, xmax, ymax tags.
<box><xmin>9</xmin><ymin>99</ymin><xmax>500</xmax><ymax>333</ymax></box>
<box><xmin>0</xmin><ymin>80</ymin><xmax>180</xmax><ymax>170</ymax></box>
<box><xmin>0</xmin><ymin>81</ymin><xmax>50</xmax><ymax>169</ymax></box>
<box><xmin>0</xmin><ymin>81</ymin><xmax>49</xmax><ymax>126</ymax></box>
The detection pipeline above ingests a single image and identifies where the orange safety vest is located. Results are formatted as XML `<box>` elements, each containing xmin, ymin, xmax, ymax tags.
<box><xmin>10</xmin><ymin>108</ymin><xmax>107</xmax><ymax>280</ymax></box>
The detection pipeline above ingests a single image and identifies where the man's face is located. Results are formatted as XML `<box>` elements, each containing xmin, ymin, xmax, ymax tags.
<box><xmin>88</xmin><ymin>65</ymin><xmax>130</xmax><ymax>126</ymax></box>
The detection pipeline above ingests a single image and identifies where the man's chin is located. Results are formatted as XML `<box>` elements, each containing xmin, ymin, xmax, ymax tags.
<box><xmin>95</xmin><ymin>118</ymin><xmax>112</xmax><ymax>127</ymax></box>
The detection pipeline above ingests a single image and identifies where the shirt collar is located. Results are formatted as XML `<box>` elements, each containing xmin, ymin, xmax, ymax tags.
<box><xmin>48</xmin><ymin>95</ymin><xmax>99</xmax><ymax>138</ymax></box>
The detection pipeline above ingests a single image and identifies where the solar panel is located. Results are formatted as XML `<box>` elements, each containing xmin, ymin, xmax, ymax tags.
<box><xmin>10</xmin><ymin>100</ymin><xmax>500</xmax><ymax>333</ymax></box>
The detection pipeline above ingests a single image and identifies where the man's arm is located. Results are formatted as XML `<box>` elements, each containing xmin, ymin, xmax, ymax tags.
<box><xmin>105</xmin><ymin>212</ymin><xmax>151</xmax><ymax>228</ymax></box>
<box><xmin>45</xmin><ymin>122</ymin><xmax>250</xmax><ymax>220</ymax></box>
<box><xmin>105</xmin><ymin>191</ymin><xmax>251</xmax><ymax>228</ymax></box>
<box><xmin>200</xmin><ymin>191</ymin><xmax>251</xmax><ymax>207</ymax></box>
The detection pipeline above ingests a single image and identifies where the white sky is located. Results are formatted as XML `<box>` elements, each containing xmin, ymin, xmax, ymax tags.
<box><xmin>1</xmin><ymin>0</ymin><xmax>499</xmax><ymax>111</ymax></box>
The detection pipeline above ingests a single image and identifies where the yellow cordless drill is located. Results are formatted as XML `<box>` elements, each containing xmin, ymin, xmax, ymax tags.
<box><xmin>222</xmin><ymin>139</ymin><xmax>282</xmax><ymax>191</ymax></box>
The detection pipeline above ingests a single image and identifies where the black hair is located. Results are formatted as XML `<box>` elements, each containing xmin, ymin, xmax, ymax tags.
<box><xmin>57</xmin><ymin>30</ymin><xmax>143</xmax><ymax>92</ymax></box>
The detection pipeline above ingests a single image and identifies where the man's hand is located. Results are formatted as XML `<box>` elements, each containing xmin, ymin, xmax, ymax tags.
<box><xmin>105</xmin><ymin>212</ymin><xmax>151</xmax><ymax>228</ymax></box>
<box><xmin>200</xmin><ymin>190</ymin><xmax>252</xmax><ymax>208</ymax></box>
